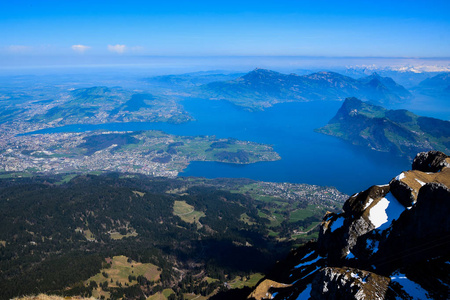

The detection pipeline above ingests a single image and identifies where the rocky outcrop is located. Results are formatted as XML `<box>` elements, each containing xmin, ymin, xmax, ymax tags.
<box><xmin>248</xmin><ymin>151</ymin><xmax>450</xmax><ymax>300</ymax></box>
<box><xmin>412</xmin><ymin>150</ymin><xmax>450</xmax><ymax>172</ymax></box>
<box><xmin>317</xmin><ymin>184</ymin><xmax>391</xmax><ymax>262</ymax></box>
<box><xmin>374</xmin><ymin>182</ymin><xmax>450</xmax><ymax>274</ymax></box>
<box><xmin>389</xmin><ymin>156</ymin><xmax>450</xmax><ymax>206</ymax></box>
<box><xmin>310</xmin><ymin>267</ymin><xmax>390</xmax><ymax>300</ymax></box>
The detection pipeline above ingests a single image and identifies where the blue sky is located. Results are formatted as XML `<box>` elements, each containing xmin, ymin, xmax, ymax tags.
<box><xmin>1</xmin><ymin>0</ymin><xmax>449</xmax><ymax>61</ymax></box>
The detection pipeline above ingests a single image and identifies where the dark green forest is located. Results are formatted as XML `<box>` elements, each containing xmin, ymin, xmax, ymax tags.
<box><xmin>0</xmin><ymin>174</ymin><xmax>343</xmax><ymax>299</ymax></box>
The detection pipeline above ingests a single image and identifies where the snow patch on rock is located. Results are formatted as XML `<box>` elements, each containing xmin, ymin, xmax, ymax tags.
<box><xmin>346</xmin><ymin>251</ymin><xmax>355</xmax><ymax>259</ymax></box>
<box><xmin>293</xmin><ymin>256</ymin><xmax>323</xmax><ymax>269</ymax></box>
<box><xmin>366</xmin><ymin>238</ymin><xmax>380</xmax><ymax>253</ymax></box>
<box><xmin>300</xmin><ymin>266</ymin><xmax>321</xmax><ymax>280</ymax></box>
<box><xmin>368</xmin><ymin>192</ymin><xmax>405</xmax><ymax>230</ymax></box>
<box><xmin>330</xmin><ymin>216</ymin><xmax>344</xmax><ymax>233</ymax></box>
<box><xmin>295</xmin><ymin>284</ymin><xmax>312</xmax><ymax>300</ymax></box>
<box><xmin>415</xmin><ymin>178</ymin><xmax>426</xmax><ymax>186</ymax></box>
<box><xmin>391</xmin><ymin>272</ymin><xmax>431</xmax><ymax>299</ymax></box>
<box><xmin>363</xmin><ymin>198</ymin><xmax>374</xmax><ymax>210</ymax></box>
<box><xmin>301</xmin><ymin>251</ymin><xmax>315</xmax><ymax>261</ymax></box>
<box><xmin>395</xmin><ymin>172</ymin><xmax>406</xmax><ymax>180</ymax></box>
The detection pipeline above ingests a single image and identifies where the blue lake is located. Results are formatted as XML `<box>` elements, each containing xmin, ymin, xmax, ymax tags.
<box><xmin>31</xmin><ymin>99</ymin><xmax>410</xmax><ymax>194</ymax></box>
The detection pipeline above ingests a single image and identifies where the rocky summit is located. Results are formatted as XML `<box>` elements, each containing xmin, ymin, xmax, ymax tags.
<box><xmin>248</xmin><ymin>151</ymin><xmax>450</xmax><ymax>300</ymax></box>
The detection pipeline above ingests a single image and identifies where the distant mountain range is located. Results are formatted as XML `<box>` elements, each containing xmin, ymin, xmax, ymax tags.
<box><xmin>198</xmin><ymin>69</ymin><xmax>412</xmax><ymax>110</ymax></box>
<box><xmin>29</xmin><ymin>86</ymin><xmax>191</xmax><ymax>126</ymax></box>
<box><xmin>414</xmin><ymin>72</ymin><xmax>450</xmax><ymax>98</ymax></box>
<box><xmin>341</xmin><ymin>67</ymin><xmax>447</xmax><ymax>88</ymax></box>
<box><xmin>316</xmin><ymin>98</ymin><xmax>450</xmax><ymax>159</ymax></box>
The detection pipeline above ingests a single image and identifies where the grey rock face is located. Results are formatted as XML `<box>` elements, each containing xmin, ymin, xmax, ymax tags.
<box><xmin>318</xmin><ymin>185</ymin><xmax>390</xmax><ymax>261</ymax></box>
<box><xmin>249</xmin><ymin>151</ymin><xmax>450</xmax><ymax>300</ymax></box>
<box><xmin>412</xmin><ymin>151</ymin><xmax>449</xmax><ymax>172</ymax></box>
<box><xmin>389</xmin><ymin>179</ymin><xmax>416</xmax><ymax>207</ymax></box>
<box><xmin>310</xmin><ymin>267</ymin><xmax>389</xmax><ymax>300</ymax></box>
<box><xmin>374</xmin><ymin>182</ymin><xmax>450</xmax><ymax>274</ymax></box>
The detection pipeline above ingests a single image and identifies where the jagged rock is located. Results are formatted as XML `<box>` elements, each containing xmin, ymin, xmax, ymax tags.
<box><xmin>343</xmin><ymin>185</ymin><xmax>390</xmax><ymax>216</ymax></box>
<box><xmin>249</xmin><ymin>151</ymin><xmax>450</xmax><ymax>300</ymax></box>
<box><xmin>318</xmin><ymin>185</ymin><xmax>391</xmax><ymax>261</ymax></box>
<box><xmin>389</xmin><ymin>168</ymin><xmax>450</xmax><ymax>206</ymax></box>
<box><xmin>412</xmin><ymin>150</ymin><xmax>450</xmax><ymax>172</ymax></box>
<box><xmin>317</xmin><ymin>212</ymin><xmax>346</xmax><ymax>258</ymax></box>
<box><xmin>389</xmin><ymin>178</ymin><xmax>416</xmax><ymax>207</ymax></box>
<box><xmin>373</xmin><ymin>182</ymin><xmax>450</xmax><ymax>274</ymax></box>
<box><xmin>310</xmin><ymin>267</ymin><xmax>390</xmax><ymax>300</ymax></box>
<box><xmin>318</xmin><ymin>153</ymin><xmax>450</xmax><ymax>266</ymax></box>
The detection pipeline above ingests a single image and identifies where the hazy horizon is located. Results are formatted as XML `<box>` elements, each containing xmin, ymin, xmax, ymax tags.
<box><xmin>2</xmin><ymin>0</ymin><xmax>449</xmax><ymax>71</ymax></box>
<box><xmin>1</xmin><ymin>55</ymin><xmax>450</xmax><ymax>76</ymax></box>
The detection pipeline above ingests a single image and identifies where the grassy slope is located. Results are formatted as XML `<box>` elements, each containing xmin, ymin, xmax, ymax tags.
<box><xmin>86</xmin><ymin>255</ymin><xmax>160</xmax><ymax>299</ymax></box>
<box><xmin>173</xmin><ymin>200</ymin><xmax>205</xmax><ymax>228</ymax></box>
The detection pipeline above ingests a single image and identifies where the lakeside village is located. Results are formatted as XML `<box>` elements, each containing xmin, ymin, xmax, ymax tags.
<box><xmin>0</xmin><ymin>119</ymin><xmax>279</xmax><ymax>177</ymax></box>
<box><xmin>0</xmin><ymin>121</ymin><xmax>347</xmax><ymax>208</ymax></box>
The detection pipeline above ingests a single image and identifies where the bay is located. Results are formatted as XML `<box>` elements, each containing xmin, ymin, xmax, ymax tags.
<box><xmin>30</xmin><ymin>99</ymin><xmax>410</xmax><ymax>194</ymax></box>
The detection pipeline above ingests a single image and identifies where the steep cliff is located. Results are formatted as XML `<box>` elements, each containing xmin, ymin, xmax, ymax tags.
<box><xmin>249</xmin><ymin>151</ymin><xmax>450</xmax><ymax>300</ymax></box>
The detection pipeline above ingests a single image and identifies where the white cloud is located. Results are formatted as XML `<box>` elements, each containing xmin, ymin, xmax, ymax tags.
<box><xmin>71</xmin><ymin>44</ymin><xmax>90</xmax><ymax>53</ymax></box>
<box><xmin>107</xmin><ymin>44</ymin><xmax>126</xmax><ymax>54</ymax></box>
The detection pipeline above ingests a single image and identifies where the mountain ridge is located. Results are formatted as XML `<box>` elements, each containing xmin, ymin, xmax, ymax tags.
<box><xmin>198</xmin><ymin>69</ymin><xmax>411</xmax><ymax>110</ymax></box>
<box><xmin>247</xmin><ymin>151</ymin><xmax>450</xmax><ymax>300</ymax></box>
<box><xmin>414</xmin><ymin>72</ymin><xmax>450</xmax><ymax>98</ymax></box>
<box><xmin>316</xmin><ymin>97</ymin><xmax>450</xmax><ymax>159</ymax></box>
